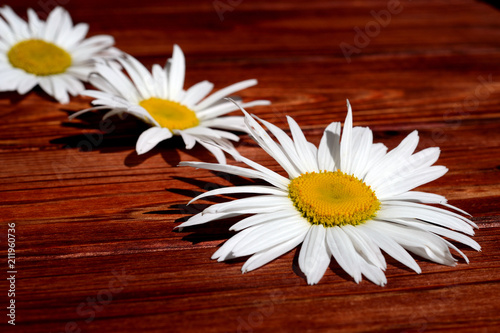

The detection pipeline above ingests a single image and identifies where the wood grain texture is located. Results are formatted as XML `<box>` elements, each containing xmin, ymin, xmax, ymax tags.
<box><xmin>1</xmin><ymin>0</ymin><xmax>500</xmax><ymax>332</ymax></box>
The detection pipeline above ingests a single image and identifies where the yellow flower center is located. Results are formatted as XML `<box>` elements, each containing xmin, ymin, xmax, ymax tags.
<box><xmin>288</xmin><ymin>171</ymin><xmax>380</xmax><ymax>227</ymax></box>
<box><xmin>7</xmin><ymin>39</ymin><xmax>72</xmax><ymax>76</ymax></box>
<box><xmin>139</xmin><ymin>97</ymin><xmax>199</xmax><ymax>131</ymax></box>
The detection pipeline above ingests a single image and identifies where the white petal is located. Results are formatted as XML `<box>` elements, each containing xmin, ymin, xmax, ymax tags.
<box><xmin>197</xmin><ymin>140</ymin><xmax>226</xmax><ymax>164</ymax></box>
<box><xmin>203</xmin><ymin>195</ymin><xmax>292</xmax><ymax>215</ymax></box>
<box><xmin>299</xmin><ymin>225</ymin><xmax>331</xmax><ymax>285</ymax></box>
<box><xmin>38</xmin><ymin>77</ymin><xmax>54</xmax><ymax>99</ymax></box>
<box><xmin>53</xmin><ymin>77</ymin><xmax>71</xmax><ymax>103</ymax></box>
<box><xmin>207</xmin><ymin>128</ymin><xmax>240</xmax><ymax>142</ymax></box>
<box><xmin>358</xmin><ymin>222</ymin><xmax>421</xmax><ymax>273</ymax></box>
<box><xmin>76</xmin><ymin>34</ymin><xmax>115</xmax><ymax>50</ymax></box>
<box><xmin>375</xmin><ymin>166</ymin><xmax>448</xmax><ymax>200</ymax></box>
<box><xmin>383</xmin><ymin>200</ymin><xmax>476</xmax><ymax>229</ymax></box>
<box><xmin>169</xmin><ymin>44</ymin><xmax>185</xmax><ymax>101</ymax></box>
<box><xmin>409</xmin><ymin>148</ymin><xmax>443</xmax><ymax>171</ymax></box>
<box><xmin>212</xmin><ymin>227</ymin><xmax>256</xmax><ymax>261</ymax></box>
<box><xmin>200</xmin><ymin>131</ymin><xmax>290</xmax><ymax>189</ymax></box>
<box><xmin>182</xmin><ymin>126</ymin><xmax>223</xmax><ymax>139</ymax></box>
<box><xmin>242</xmin><ymin>233</ymin><xmax>306</xmax><ymax>273</ymax></box>
<box><xmin>88</xmin><ymin>63</ymin><xmax>139</xmax><ymax>102</ymax></box>
<box><xmin>117</xmin><ymin>55</ymin><xmax>154</xmax><ymax>100</ymax></box>
<box><xmin>0</xmin><ymin>67</ymin><xmax>24</xmax><ymax>87</ymax></box>
<box><xmin>384</xmin><ymin>191</ymin><xmax>447</xmax><ymax>204</ymax></box>
<box><xmin>197</xmin><ymin>99</ymin><xmax>270</xmax><ymax>121</ymax></box>
<box><xmin>0</xmin><ymin>17</ymin><xmax>16</xmax><ymax>45</ymax></box>
<box><xmin>340</xmin><ymin>99</ymin><xmax>354</xmax><ymax>173</ymax></box>
<box><xmin>236</xmin><ymin>152</ymin><xmax>290</xmax><ymax>190</ymax></box>
<box><xmin>194</xmin><ymin>79</ymin><xmax>258</xmax><ymax>111</ymax></box>
<box><xmin>349</xmin><ymin>127</ymin><xmax>373</xmax><ymax>178</ymax></box>
<box><xmin>63</xmin><ymin>23</ymin><xmax>89</xmax><ymax>50</ymax></box>
<box><xmin>152</xmin><ymin>64</ymin><xmax>168</xmax><ymax>99</ymax></box>
<box><xmin>241</xmin><ymin>110</ymin><xmax>301</xmax><ymax>178</ymax></box>
<box><xmin>71</xmin><ymin>35</ymin><xmax>114</xmax><ymax>61</ymax></box>
<box><xmin>360</xmin><ymin>143</ymin><xmax>388</xmax><ymax>179</ymax></box>
<box><xmin>65</xmin><ymin>64</ymin><xmax>92</xmax><ymax>81</ymax></box>
<box><xmin>232</xmin><ymin>216</ymin><xmax>310</xmax><ymax>257</ymax></box>
<box><xmin>328</xmin><ymin>225</ymin><xmax>388</xmax><ymax>286</ymax></box>
<box><xmin>342</xmin><ymin>225</ymin><xmax>386</xmax><ymax>269</ymax></box>
<box><xmin>370</xmin><ymin>147</ymin><xmax>441</xmax><ymax>191</ymax></box>
<box><xmin>27</xmin><ymin>9</ymin><xmax>42</xmax><ymax>39</ymax></box>
<box><xmin>136</xmin><ymin>127</ymin><xmax>173</xmax><ymax>155</ymax></box>
<box><xmin>364</xmin><ymin>130</ymin><xmax>419</xmax><ymax>186</ymax></box>
<box><xmin>0</xmin><ymin>38</ymin><xmax>9</xmax><ymax>52</ymax></box>
<box><xmin>177</xmin><ymin>212</ymin><xmax>238</xmax><ymax>229</ymax></box>
<box><xmin>308</xmin><ymin>142</ymin><xmax>318</xmax><ymax>160</ymax></box>
<box><xmin>80</xmin><ymin>91</ymin><xmax>148</xmax><ymax>121</ymax></box>
<box><xmin>54</xmin><ymin>10</ymin><xmax>73</xmax><ymax>46</ymax></box>
<box><xmin>43</xmin><ymin>7</ymin><xmax>65</xmax><ymax>41</ymax></box>
<box><xmin>181</xmin><ymin>80</ymin><xmax>214</xmax><ymax>107</ymax></box>
<box><xmin>16</xmin><ymin>75</ymin><xmax>38</xmax><ymax>94</ymax></box>
<box><xmin>183</xmin><ymin>126</ymin><xmax>240</xmax><ymax>143</ymax></box>
<box><xmin>378</xmin><ymin>202</ymin><xmax>475</xmax><ymax>234</ymax></box>
<box><xmin>188</xmin><ymin>185</ymin><xmax>287</xmax><ymax>205</ymax></box>
<box><xmin>179</xmin><ymin>161</ymin><xmax>268</xmax><ymax>180</ymax></box>
<box><xmin>230</xmin><ymin>209</ymin><xmax>301</xmax><ymax>231</ymax></box>
<box><xmin>317</xmin><ymin>122</ymin><xmax>341</xmax><ymax>171</ymax></box>
<box><xmin>326</xmin><ymin>226</ymin><xmax>362</xmax><ymax>283</ymax></box>
<box><xmin>287</xmin><ymin>116</ymin><xmax>319</xmax><ymax>172</ymax></box>
<box><xmin>102</xmin><ymin>109</ymin><xmax>127</xmax><ymax>120</ymax></box>
<box><xmin>1</xmin><ymin>6</ymin><xmax>29</xmax><ymax>40</ymax></box>
<box><xmin>254</xmin><ymin>116</ymin><xmax>305</xmax><ymax>174</ymax></box>
<box><xmin>58</xmin><ymin>74</ymin><xmax>85</xmax><ymax>96</ymax></box>
<box><xmin>175</xmin><ymin>130</ymin><xmax>197</xmax><ymax>149</ymax></box>
<box><xmin>387</xmin><ymin>219</ymin><xmax>480</xmax><ymax>253</ymax></box>
<box><xmin>201</xmin><ymin>116</ymin><xmax>247</xmax><ymax>133</ymax></box>
<box><xmin>68</xmin><ymin>106</ymin><xmax>120</xmax><ymax>120</ymax></box>
<box><xmin>357</xmin><ymin>258</ymin><xmax>387</xmax><ymax>286</ymax></box>
<box><xmin>371</xmin><ymin>221</ymin><xmax>456</xmax><ymax>266</ymax></box>
<box><xmin>81</xmin><ymin>90</ymin><xmax>124</xmax><ymax>104</ymax></box>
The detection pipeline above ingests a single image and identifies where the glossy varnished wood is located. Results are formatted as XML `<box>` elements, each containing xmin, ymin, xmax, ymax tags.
<box><xmin>1</xmin><ymin>0</ymin><xmax>500</xmax><ymax>332</ymax></box>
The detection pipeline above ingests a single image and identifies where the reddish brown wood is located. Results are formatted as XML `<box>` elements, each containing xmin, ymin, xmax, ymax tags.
<box><xmin>1</xmin><ymin>0</ymin><xmax>500</xmax><ymax>332</ymax></box>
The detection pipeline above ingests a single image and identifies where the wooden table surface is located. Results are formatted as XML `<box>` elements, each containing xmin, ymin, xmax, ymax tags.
<box><xmin>1</xmin><ymin>0</ymin><xmax>500</xmax><ymax>332</ymax></box>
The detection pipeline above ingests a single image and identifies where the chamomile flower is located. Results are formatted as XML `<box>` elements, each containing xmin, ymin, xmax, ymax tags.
<box><xmin>0</xmin><ymin>6</ymin><xmax>118</xmax><ymax>103</ymax></box>
<box><xmin>70</xmin><ymin>45</ymin><xmax>270</xmax><ymax>163</ymax></box>
<box><xmin>178</xmin><ymin>100</ymin><xmax>480</xmax><ymax>286</ymax></box>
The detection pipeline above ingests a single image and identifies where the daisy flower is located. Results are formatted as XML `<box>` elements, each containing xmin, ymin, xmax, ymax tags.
<box><xmin>69</xmin><ymin>45</ymin><xmax>270</xmax><ymax>163</ymax></box>
<box><xmin>0</xmin><ymin>6</ymin><xmax>118</xmax><ymax>103</ymax></box>
<box><xmin>178</xmin><ymin>100</ymin><xmax>480</xmax><ymax>286</ymax></box>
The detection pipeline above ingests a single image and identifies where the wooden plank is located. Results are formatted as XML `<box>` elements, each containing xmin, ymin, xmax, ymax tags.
<box><xmin>0</xmin><ymin>0</ymin><xmax>499</xmax><ymax>332</ymax></box>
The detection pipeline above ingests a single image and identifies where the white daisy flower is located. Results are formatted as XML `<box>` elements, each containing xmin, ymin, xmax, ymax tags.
<box><xmin>178</xmin><ymin>100</ymin><xmax>480</xmax><ymax>286</ymax></box>
<box><xmin>0</xmin><ymin>6</ymin><xmax>118</xmax><ymax>103</ymax></box>
<box><xmin>70</xmin><ymin>45</ymin><xmax>270</xmax><ymax>163</ymax></box>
